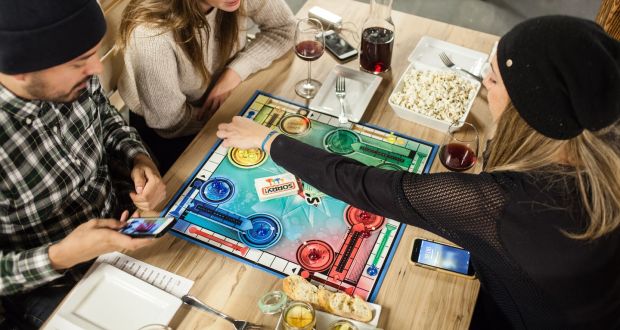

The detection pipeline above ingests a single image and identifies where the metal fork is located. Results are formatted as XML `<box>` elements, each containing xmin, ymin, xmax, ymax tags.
<box><xmin>438</xmin><ymin>52</ymin><xmax>482</xmax><ymax>81</ymax></box>
<box><xmin>182</xmin><ymin>295</ymin><xmax>263</xmax><ymax>330</ymax></box>
<box><xmin>335</xmin><ymin>75</ymin><xmax>348</xmax><ymax>124</ymax></box>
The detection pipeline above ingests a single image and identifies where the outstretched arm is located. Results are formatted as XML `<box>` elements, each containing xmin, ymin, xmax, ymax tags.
<box><xmin>217</xmin><ymin>116</ymin><xmax>510</xmax><ymax>251</ymax></box>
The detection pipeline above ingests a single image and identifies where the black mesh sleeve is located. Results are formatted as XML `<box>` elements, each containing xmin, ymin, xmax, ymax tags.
<box><xmin>271</xmin><ymin>134</ymin><xmax>511</xmax><ymax>252</ymax></box>
<box><xmin>397</xmin><ymin>171</ymin><xmax>512</xmax><ymax>253</ymax></box>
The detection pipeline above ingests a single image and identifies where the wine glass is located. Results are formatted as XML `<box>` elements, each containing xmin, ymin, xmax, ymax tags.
<box><xmin>439</xmin><ymin>122</ymin><xmax>479</xmax><ymax>172</ymax></box>
<box><xmin>294</xmin><ymin>18</ymin><xmax>325</xmax><ymax>99</ymax></box>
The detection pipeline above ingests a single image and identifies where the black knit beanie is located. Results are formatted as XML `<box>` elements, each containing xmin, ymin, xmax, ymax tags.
<box><xmin>0</xmin><ymin>0</ymin><xmax>107</xmax><ymax>74</ymax></box>
<box><xmin>497</xmin><ymin>16</ymin><xmax>620</xmax><ymax>140</ymax></box>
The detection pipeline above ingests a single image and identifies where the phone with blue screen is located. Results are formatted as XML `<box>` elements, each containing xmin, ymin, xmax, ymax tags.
<box><xmin>119</xmin><ymin>217</ymin><xmax>176</xmax><ymax>238</ymax></box>
<box><xmin>411</xmin><ymin>238</ymin><xmax>476</xmax><ymax>278</ymax></box>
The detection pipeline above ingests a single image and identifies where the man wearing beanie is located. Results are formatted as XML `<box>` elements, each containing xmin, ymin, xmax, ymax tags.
<box><xmin>0</xmin><ymin>0</ymin><xmax>166</xmax><ymax>327</ymax></box>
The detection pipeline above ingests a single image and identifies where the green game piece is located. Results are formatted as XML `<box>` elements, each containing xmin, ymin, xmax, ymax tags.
<box><xmin>323</xmin><ymin>129</ymin><xmax>360</xmax><ymax>155</ymax></box>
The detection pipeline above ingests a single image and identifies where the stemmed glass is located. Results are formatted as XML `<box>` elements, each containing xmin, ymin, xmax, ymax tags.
<box><xmin>294</xmin><ymin>18</ymin><xmax>325</xmax><ymax>99</ymax></box>
<box><xmin>439</xmin><ymin>122</ymin><xmax>479</xmax><ymax>172</ymax></box>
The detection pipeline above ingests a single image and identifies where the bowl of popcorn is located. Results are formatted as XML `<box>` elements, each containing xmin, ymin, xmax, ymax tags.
<box><xmin>388</xmin><ymin>61</ymin><xmax>481</xmax><ymax>132</ymax></box>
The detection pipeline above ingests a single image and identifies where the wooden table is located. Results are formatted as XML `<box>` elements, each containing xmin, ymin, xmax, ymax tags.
<box><xmin>51</xmin><ymin>0</ymin><xmax>500</xmax><ymax>329</ymax></box>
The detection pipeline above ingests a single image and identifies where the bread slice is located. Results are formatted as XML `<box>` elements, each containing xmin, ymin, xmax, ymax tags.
<box><xmin>282</xmin><ymin>275</ymin><xmax>373</xmax><ymax>323</ymax></box>
<box><xmin>320</xmin><ymin>290</ymin><xmax>373</xmax><ymax>323</ymax></box>
<box><xmin>282</xmin><ymin>275</ymin><xmax>319</xmax><ymax>307</ymax></box>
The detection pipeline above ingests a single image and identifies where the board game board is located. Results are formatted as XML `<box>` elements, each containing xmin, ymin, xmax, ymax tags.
<box><xmin>162</xmin><ymin>91</ymin><xmax>438</xmax><ymax>302</ymax></box>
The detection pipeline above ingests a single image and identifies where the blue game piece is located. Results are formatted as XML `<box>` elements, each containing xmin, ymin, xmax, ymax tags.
<box><xmin>239</xmin><ymin>214</ymin><xmax>282</xmax><ymax>249</ymax></box>
<box><xmin>211</xmin><ymin>180</ymin><xmax>226</xmax><ymax>195</ymax></box>
<box><xmin>200</xmin><ymin>177</ymin><xmax>234</xmax><ymax>204</ymax></box>
<box><xmin>367</xmin><ymin>265</ymin><xmax>379</xmax><ymax>276</ymax></box>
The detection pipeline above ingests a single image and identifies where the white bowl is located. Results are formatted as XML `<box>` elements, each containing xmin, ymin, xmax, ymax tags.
<box><xmin>388</xmin><ymin>61</ymin><xmax>481</xmax><ymax>133</ymax></box>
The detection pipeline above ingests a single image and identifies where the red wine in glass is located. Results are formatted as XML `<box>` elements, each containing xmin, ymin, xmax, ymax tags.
<box><xmin>295</xmin><ymin>40</ymin><xmax>324</xmax><ymax>61</ymax></box>
<box><xmin>360</xmin><ymin>27</ymin><xmax>394</xmax><ymax>73</ymax></box>
<box><xmin>294</xmin><ymin>18</ymin><xmax>324</xmax><ymax>99</ymax></box>
<box><xmin>440</xmin><ymin>143</ymin><xmax>478</xmax><ymax>172</ymax></box>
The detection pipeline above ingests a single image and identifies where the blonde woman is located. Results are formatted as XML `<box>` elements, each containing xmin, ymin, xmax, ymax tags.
<box><xmin>117</xmin><ymin>0</ymin><xmax>295</xmax><ymax>172</ymax></box>
<box><xmin>216</xmin><ymin>16</ymin><xmax>620</xmax><ymax>328</ymax></box>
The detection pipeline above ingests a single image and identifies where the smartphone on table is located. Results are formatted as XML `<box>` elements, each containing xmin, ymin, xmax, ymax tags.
<box><xmin>323</xmin><ymin>30</ymin><xmax>358</xmax><ymax>62</ymax></box>
<box><xmin>411</xmin><ymin>238</ymin><xmax>476</xmax><ymax>278</ymax></box>
<box><xmin>119</xmin><ymin>216</ymin><xmax>177</xmax><ymax>238</ymax></box>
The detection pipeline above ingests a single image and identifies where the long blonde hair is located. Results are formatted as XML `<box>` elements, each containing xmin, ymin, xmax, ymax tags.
<box><xmin>116</xmin><ymin>0</ymin><xmax>243</xmax><ymax>82</ymax></box>
<box><xmin>485</xmin><ymin>104</ymin><xmax>620</xmax><ymax>240</ymax></box>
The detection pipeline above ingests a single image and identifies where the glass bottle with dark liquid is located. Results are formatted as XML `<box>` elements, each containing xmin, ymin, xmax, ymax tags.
<box><xmin>360</xmin><ymin>27</ymin><xmax>394</xmax><ymax>73</ymax></box>
<box><xmin>360</xmin><ymin>0</ymin><xmax>394</xmax><ymax>74</ymax></box>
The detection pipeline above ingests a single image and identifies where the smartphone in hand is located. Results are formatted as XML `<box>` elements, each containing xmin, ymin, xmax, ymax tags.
<box><xmin>119</xmin><ymin>217</ymin><xmax>176</xmax><ymax>238</ymax></box>
<box><xmin>411</xmin><ymin>238</ymin><xmax>476</xmax><ymax>278</ymax></box>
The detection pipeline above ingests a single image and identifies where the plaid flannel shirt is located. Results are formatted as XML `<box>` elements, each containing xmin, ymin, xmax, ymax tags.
<box><xmin>0</xmin><ymin>76</ymin><xmax>148</xmax><ymax>295</ymax></box>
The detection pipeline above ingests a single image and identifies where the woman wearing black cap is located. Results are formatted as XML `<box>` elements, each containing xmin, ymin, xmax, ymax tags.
<box><xmin>217</xmin><ymin>16</ymin><xmax>620</xmax><ymax>328</ymax></box>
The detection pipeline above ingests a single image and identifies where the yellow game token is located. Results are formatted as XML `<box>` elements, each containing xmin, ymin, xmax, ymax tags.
<box><xmin>228</xmin><ymin>147</ymin><xmax>267</xmax><ymax>168</ymax></box>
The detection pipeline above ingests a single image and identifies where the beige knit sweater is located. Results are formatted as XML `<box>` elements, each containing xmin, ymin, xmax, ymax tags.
<box><xmin>118</xmin><ymin>0</ymin><xmax>295</xmax><ymax>138</ymax></box>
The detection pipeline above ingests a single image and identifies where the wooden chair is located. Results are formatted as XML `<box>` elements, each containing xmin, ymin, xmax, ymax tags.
<box><xmin>597</xmin><ymin>0</ymin><xmax>620</xmax><ymax>40</ymax></box>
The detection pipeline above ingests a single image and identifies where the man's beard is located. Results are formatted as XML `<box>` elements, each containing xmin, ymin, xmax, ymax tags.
<box><xmin>26</xmin><ymin>75</ymin><xmax>90</xmax><ymax>103</ymax></box>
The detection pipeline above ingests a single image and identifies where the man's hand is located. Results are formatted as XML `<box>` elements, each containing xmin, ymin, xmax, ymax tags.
<box><xmin>48</xmin><ymin>211</ymin><xmax>154</xmax><ymax>270</ymax></box>
<box><xmin>130</xmin><ymin>153</ymin><xmax>166</xmax><ymax>211</ymax></box>
<box><xmin>196</xmin><ymin>68</ymin><xmax>242</xmax><ymax>120</ymax></box>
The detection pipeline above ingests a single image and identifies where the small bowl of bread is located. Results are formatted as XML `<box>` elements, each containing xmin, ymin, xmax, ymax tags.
<box><xmin>281</xmin><ymin>275</ymin><xmax>380</xmax><ymax>329</ymax></box>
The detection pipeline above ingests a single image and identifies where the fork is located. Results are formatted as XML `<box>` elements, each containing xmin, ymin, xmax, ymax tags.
<box><xmin>182</xmin><ymin>295</ymin><xmax>263</xmax><ymax>330</ymax></box>
<box><xmin>438</xmin><ymin>52</ymin><xmax>482</xmax><ymax>82</ymax></box>
<box><xmin>335</xmin><ymin>75</ymin><xmax>348</xmax><ymax>124</ymax></box>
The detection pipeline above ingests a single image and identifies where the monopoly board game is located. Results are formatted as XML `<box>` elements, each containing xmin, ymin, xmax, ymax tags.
<box><xmin>162</xmin><ymin>91</ymin><xmax>437</xmax><ymax>301</ymax></box>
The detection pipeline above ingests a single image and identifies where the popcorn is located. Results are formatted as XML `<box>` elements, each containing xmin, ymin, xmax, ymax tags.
<box><xmin>390</xmin><ymin>69</ymin><xmax>476</xmax><ymax>123</ymax></box>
